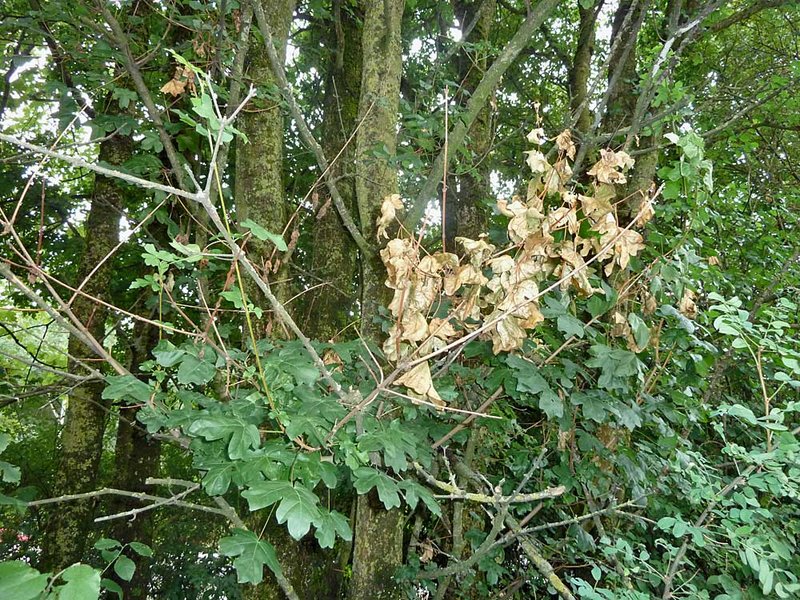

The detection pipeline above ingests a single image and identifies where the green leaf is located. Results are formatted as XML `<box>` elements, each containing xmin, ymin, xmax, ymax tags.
<box><xmin>241</xmin><ymin>219</ymin><xmax>288</xmax><ymax>251</ymax></box>
<box><xmin>187</xmin><ymin>417</ymin><xmax>260</xmax><ymax>460</ymax></box>
<box><xmin>203</xmin><ymin>463</ymin><xmax>234</xmax><ymax>495</ymax></box>
<box><xmin>353</xmin><ymin>467</ymin><xmax>401</xmax><ymax>509</ymax></box>
<box><xmin>313</xmin><ymin>509</ymin><xmax>352</xmax><ymax>549</ymax></box>
<box><xmin>243</xmin><ymin>481</ymin><xmax>322</xmax><ymax>539</ymax></box>
<box><xmin>101</xmin><ymin>578</ymin><xmax>123</xmax><ymax>599</ymax></box>
<box><xmin>57</xmin><ymin>564</ymin><xmax>102</xmax><ymax>600</ymax></box>
<box><xmin>153</xmin><ymin>341</ymin><xmax>186</xmax><ymax>368</ymax></box>
<box><xmin>398</xmin><ymin>480</ymin><xmax>441</xmax><ymax>516</ymax></box>
<box><xmin>176</xmin><ymin>354</ymin><xmax>216</xmax><ymax>386</ymax></box>
<box><xmin>219</xmin><ymin>529</ymin><xmax>282</xmax><ymax>584</ymax></box>
<box><xmin>102</xmin><ymin>375</ymin><xmax>152</xmax><ymax>404</ymax></box>
<box><xmin>506</xmin><ymin>356</ymin><xmax>562</xmax><ymax>417</ymax></box>
<box><xmin>656</xmin><ymin>516</ymin><xmax>676</xmax><ymax>530</ymax></box>
<box><xmin>0</xmin><ymin>561</ymin><xmax>49</xmax><ymax>600</ymax></box>
<box><xmin>358</xmin><ymin>421</ymin><xmax>418</xmax><ymax>473</ymax></box>
<box><xmin>627</xmin><ymin>313</ymin><xmax>650</xmax><ymax>349</ymax></box>
<box><xmin>0</xmin><ymin>459</ymin><xmax>20</xmax><ymax>484</ymax></box>
<box><xmin>113</xmin><ymin>555</ymin><xmax>135</xmax><ymax>582</ymax></box>
<box><xmin>557</xmin><ymin>313</ymin><xmax>585</xmax><ymax>339</ymax></box>
<box><xmin>128</xmin><ymin>542</ymin><xmax>153</xmax><ymax>557</ymax></box>
<box><xmin>93</xmin><ymin>538</ymin><xmax>121</xmax><ymax>551</ymax></box>
<box><xmin>586</xmin><ymin>345</ymin><xmax>640</xmax><ymax>389</ymax></box>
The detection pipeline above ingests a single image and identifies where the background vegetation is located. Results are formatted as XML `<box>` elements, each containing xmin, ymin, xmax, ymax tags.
<box><xmin>0</xmin><ymin>1</ymin><xmax>799</xmax><ymax>599</ymax></box>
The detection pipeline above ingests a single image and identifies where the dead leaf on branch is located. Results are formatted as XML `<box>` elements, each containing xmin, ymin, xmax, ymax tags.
<box><xmin>587</xmin><ymin>149</ymin><xmax>635</xmax><ymax>184</ymax></box>
<box><xmin>396</xmin><ymin>361</ymin><xmax>444</xmax><ymax>407</ymax></box>
<box><xmin>555</xmin><ymin>129</ymin><xmax>576</xmax><ymax>160</ymax></box>
<box><xmin>160</xmin><ymin>66</ymin><xmax>196</xmax><ymax>97</ymax></box>
<box><xmin>377</xmin><ymin>193</ymin><xmax>404</xmax><ymax>240</ymax></box>
<box><xmin>679</xmin><ymin>288</ymin><xmax>698</xmax><ymax>319</ymax></box>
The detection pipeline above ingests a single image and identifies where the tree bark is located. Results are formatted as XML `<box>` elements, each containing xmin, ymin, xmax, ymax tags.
<box><xmin>445</xmin><ymin>0</ymin><xmax>497</xmax><ymax>251</ymax></box>
<box><xmin>302</xmin><ymin>0</ymin><xmax>363</xmax><ymax>341</ymax></box>
<box><xmin>107</xmin><ymin>319</ymin><xmax>162</xmax><ymax>599</ymax></box>
<box><xmin>349</xmin><ymin>1</ymin><xmax>406</xmax><ymax>598</ymax></box>
<box><xmin>235</xmin><ymin>0</ymin><xmax>296</xmax><ymax>328</ymax></box>
<box><xmin>39</xmin><ymin>131</ymin><xmax>129</xmax><ymax>571</ymax></box>
<box><xmin>569</xmin><ymin>1</ymin><xmax>598</xmax><ymax>140</ymax></box>
<box><xmin>354</xmin><ymin>0</ymin><xmax>405</xmax><ymax>340</ymax></box>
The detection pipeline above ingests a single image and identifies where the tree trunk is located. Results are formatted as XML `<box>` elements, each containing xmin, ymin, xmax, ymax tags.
<box><xmin>349</xmin><ymin>1</ymin><xmax>406</xmax><ymax>598</ymax></box>
<box><xmin>569</xmin><ymin>1</ymin><xmax>597</xmax><ymax>140</ymax></box>
<box><xmin>39</xmin><ymin>131</ymin><xmax>129</xmax><ymax>571</ymax></box>
<box><xmin>445</xmin><ymin>0</ymin><xmax>496</xmax><ymax>251</ymax></box>
<box><xmin>107</xmin><ymin>319</ymin><xmax>162</xmax><ymax>600</ymax></box>
<box><xmin>235</xmin><ymin>0</ymin><xmax>296</xmax><ymax>330</ymax></box>
<box><xmin>302</xmin><ymin>0</ymin><xmax>363</xmax><ymax>341</ymax></box>
<box><xmin>354</xmin><ymin>0</ymin><xmax>405</xmax><ymax>339</ymax></box>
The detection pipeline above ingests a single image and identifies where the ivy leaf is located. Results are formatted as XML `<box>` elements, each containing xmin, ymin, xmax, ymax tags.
<box><xmin>0</xmin><ymin>561</ymin><xmax>49</xmax><ymax>600</ymax></box>
<box><xmin>241</xmin><ymin>219</ymin><xmax>288</xmax><ymax>251</ymax></box>
<box><xmin>176</xmin><ymin>354</ymin><xmax>216</xmax><ymax>386</ymax></box>
<box><xmin>219</xmin><ymin>529</ymin><xmax>281</xmax><ymax>585</ymax></box>
<box><xmin>353</xmin><ymin>467</ymin><xmax>401</xmax><ymax>509</ymax></box>
<box><xmin>313</xmin><ymin>509</ymin><xmax>352</xmax><ymax>549</ymax></box>
<box><xmin>243</xmin><ymin>481</ymin><xmax>322</xmax><ymax>539</ymax></box>
<box><xmin>57</xmin><ymin>564</ymin><xmax>102</xmax><ymax>600</ymax></box>
<box><xmin>113</xmin><ymin>555</ymin><xmax>136</xmax><ymax>582</ymax></box>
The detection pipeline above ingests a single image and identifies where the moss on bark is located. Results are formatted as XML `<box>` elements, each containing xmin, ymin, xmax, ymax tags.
<box><xmin>235</xmin><ymin>0</ymin><xmax>296</xmax><ymax>327</ymax></box>
<box><xmin>302</xmin><ymin>1</ymin><xmax>363</xmax><ymax>341</ymax></box>
<box><xmin>39</xmin><ymin>131</ymin><xmax>129</xmax><ymax>572</ymax></box>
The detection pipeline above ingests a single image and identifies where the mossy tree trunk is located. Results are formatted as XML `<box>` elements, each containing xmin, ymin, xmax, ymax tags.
<box><xmin>235</xmin><ymin>0</ymin><xmax>296</xmax><ymax>329</ymax></box>
<box><xmin>349</xmin><ymin>1</ymin><xmax>406</xmax><ymax>599</ymax></box>
<box><xmin>302</xmin><ymin>0</ymin><xmax>363</xmax><ymax>341</ymax></box>
<box><xmin>235</xmin><ymin>2</ymin><xmax>345</xmax><ymax>598</ymax></box>
<box><xmin>106</xmin><ymin>319</ymin><xmax>162</xmax><ymax>600</ymax></box>
<box><xmin>39</xmin><ymin>131</ymin><xmax>129</xmax><ymax>571</ymax></box>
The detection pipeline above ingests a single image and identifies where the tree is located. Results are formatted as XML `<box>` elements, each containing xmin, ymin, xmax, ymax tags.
<box><xmin>1</xmin><ymin>1</ymin><xmax>800</xmax><ymax>599</ymax></box>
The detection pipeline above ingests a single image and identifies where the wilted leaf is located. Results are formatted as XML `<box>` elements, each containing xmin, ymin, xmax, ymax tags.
<box><xmin>376</xmin><ymin>194</ymin><xmax>404</xmax><ymax>240</ymax></box>
<box><xmin>396</xmin><ymin>361</ymin><xmax>444</xmax><ymax>406</ymax></box>
<box><xmin>555</xmin><ymin>130</ymin><xmax>576</xmax><ymax>159</ymax></box>
<box><xmin>587</xmin><ymin>149</ymin><xmax>635</xmax><ymax>184</ymax></box>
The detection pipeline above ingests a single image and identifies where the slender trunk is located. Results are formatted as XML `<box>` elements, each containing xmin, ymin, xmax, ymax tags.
<box><xmin>107</xmin><ymin>319</ymin><xmax>162</xmax><ymax>600</ymax></box>
<box><xmin>302</xmin><ymin>0</ymin><xmax>363</xmax><ymax>341</ymax></box>
<box><xmin>235</xmin><ymin>0</ymin><xmax>296</xmax><ymax>332</ymax></box>
<box><xmin>445</xmin><ymin>0</ymin><xmax>496</xmax><ymax>251</ymax></box>
<box><xmin>569</xmin><ymin>1</ymin><xmax>597</xmax><ymax>140</ymax></box>
<box><xmin>601</xmin><ymin>0</ymin><xmax>647</xmax><ymax>136</ymax></box>
<box><xmin>39</xmin><ymin>131</ymin><xmax>129</xmax><ymax>571</ymax></box>
<box><xmin>350</xmin><ymin>1</ymin><xmax>406</xmax><ymax>598</ymax></box>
